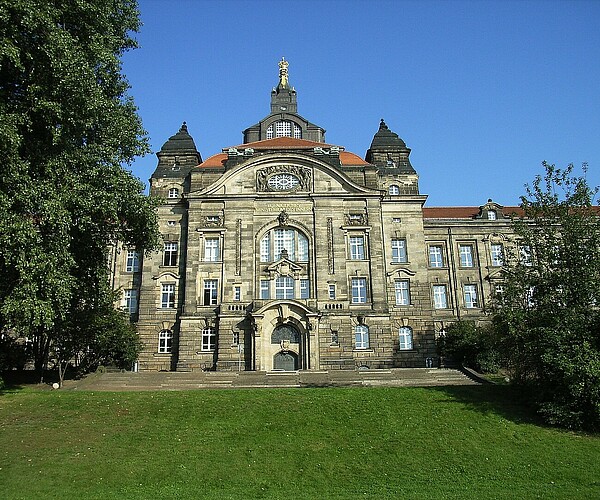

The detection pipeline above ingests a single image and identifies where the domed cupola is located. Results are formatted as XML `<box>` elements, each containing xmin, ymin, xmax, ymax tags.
<box><xmin>365</xmin><ymin>119</ymin><xmax>416</xmax><ymax>174</ymax></box>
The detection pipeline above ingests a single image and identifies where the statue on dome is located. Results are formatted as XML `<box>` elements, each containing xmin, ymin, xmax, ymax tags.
<box><xmin>278</xmin><ymin>57</ymin><xmax>289</xmax><ymax>87</ymax></box>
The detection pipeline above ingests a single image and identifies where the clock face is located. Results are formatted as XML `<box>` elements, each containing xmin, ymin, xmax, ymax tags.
<box><xmin>267</xmin><ymin>173</ymin><xmax>299</xmax><ymax>191</ymax></box>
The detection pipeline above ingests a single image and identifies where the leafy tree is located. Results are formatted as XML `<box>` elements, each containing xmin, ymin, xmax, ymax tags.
<box><xmin>495</xmin><ymin>162</ymin><xmax>600</xmax><ymax>430</ymax></box>
<box><xmin>0</xmin><ymin>0</ymin><xmax>160</xmax><ymax>382</ymax></box>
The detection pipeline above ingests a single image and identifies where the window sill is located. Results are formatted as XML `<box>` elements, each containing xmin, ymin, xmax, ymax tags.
<box><xmin>353</xmin><ymin>348</ymin><xmax>374</xmax><ymax>353</ymax></box>
<box><xmin>154</xmin><ymin>352</ymin><xmax>172</xmax><ymax>357</ymax></box>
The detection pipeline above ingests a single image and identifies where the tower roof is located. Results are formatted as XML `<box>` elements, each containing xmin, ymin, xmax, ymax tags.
<box><xmin>369</xmin><ymin>119</ymin><xmax>407</xmax><ymax>149</ymax></box>
<box><xmin>159</xmin><ymin>122</ymin><xmax>198</xmax><ymax>154</ymax></box>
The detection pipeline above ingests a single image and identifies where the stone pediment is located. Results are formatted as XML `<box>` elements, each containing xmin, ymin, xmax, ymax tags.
<box><xmin>266</xmin><ymin>256</ymin><xmax>303</xmax><ymax>278</ymax></box>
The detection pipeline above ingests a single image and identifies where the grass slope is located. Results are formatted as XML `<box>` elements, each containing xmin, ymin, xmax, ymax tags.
<box><xmin>1</xmin><ymin>385</ymin><xmax>599</xmax><ymax>499</ymax></box>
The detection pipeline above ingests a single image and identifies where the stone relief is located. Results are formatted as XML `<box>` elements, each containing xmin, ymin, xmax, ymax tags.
<box><xmin>256</xmin><ymin>165</ymin><xmax>312</xmax><ymax>192</ymax></box>
<box><xmin>344</xmin><ymin>213</ymin><xmax>368</xmax><ymax>226</ymax></box>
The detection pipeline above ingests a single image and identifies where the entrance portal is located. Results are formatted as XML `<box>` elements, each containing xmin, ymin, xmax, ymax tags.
<box><xmin>273</xmin><ymin>351</ymin><xmax>298</xmax><ymax>371</ymax></box>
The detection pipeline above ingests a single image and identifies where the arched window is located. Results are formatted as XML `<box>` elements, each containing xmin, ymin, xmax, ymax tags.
<box><xmin>266</xmin><ymin>120</ymin><xmax>302</xmax><ymax>139</ymax></box>
<box><xmin>168</xmin><ymin>187</ymin><xmax>179</xmax><ymax>199</ymax></box>
<box><xmin>355</xmin><ymin>325</ymin><xmax>369</xmax><ymax>349</ymax></box>
<box><xmin>260</xmin><ymin>228</ymin><xmax>308</xmax><ymax>262</ymax></box>
<box><xmin>389</xmin><ymin>185</ymin><xmax>400</xmax><ymax>195</ymax></box>
<box><xmin>158</xmin><ymin>329</ymin><xmax>173</xmax><ymax>353</ymax></box>
<box><xmin>399</xmin><ymin>327</ymin><xmax>413</xmax><ymax>350</ymax></box>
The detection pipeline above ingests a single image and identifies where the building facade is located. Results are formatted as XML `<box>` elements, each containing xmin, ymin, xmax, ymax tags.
<box><xmin>111</xmin><ymin>60</ymin><xmax>517</xmax><ymax>372</ymax></box>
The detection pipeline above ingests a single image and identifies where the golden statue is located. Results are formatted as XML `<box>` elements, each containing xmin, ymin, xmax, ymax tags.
<box><xmin>278</xmin><ymin>57</ymin><xmax>289</xmax><ymax>87</ymax></box>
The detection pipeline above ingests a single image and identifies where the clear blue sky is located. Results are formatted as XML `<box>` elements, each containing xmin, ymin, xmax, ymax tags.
<box><xmin>122</xmin><ymin>0</ymin><xmax>600</xmax><ymax>206</ymax></box>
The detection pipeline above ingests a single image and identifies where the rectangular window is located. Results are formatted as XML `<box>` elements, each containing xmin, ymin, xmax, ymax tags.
<box><xmin>328</xmin><ymin>284</ymin><xmax>336</xmax><ymax>300</ymax></box>
<box><xmin>275</xmin><ymin>277</ymin><xmax>294</xmax><ymax>299</ymax></box>
<box><xmin>123</xmin><ymin>289</ymin><xmax>138</xmax><ymax>314</ymax></box>
<box><xmin>391</xmin><ymin>238</ymin><xmax>408</xmax><ymax>263</ymax></box>
<box><xmin>355</xmin><ymin>325</ymin><xmax>369</xmax><ymax>349</ymax></box>
<box><xmin>234</xmin><ymin>286</ymin><xmax>241</xmax><ymax>301</ymax></box>
<box><xmin>432</xmin><ymin>285</ymin><xmax>448</xmax><ymax>309</ymax></box>
<box><xmin>429</xmin><ymin>245</ymin><xmax>444</xmax><ymax>268</ymax></box>
<box><xmin>201</xmin><ymin>327</ymin><xmax>216</xmax><ymax>351</ymax></box>
<box><xmin>158</xmin><ymin>330</ymin><xmax>173</xmax><ymax>353</ymax></box>
<box><xmin>161</xmin><ymin>284</ymin><xmax>175</xmax><ymax>309</ymax></box>
<box><xmin>300</xmin><ymin>279</ymin><xmax>310</xmax><ymax>299</ymax></box>
<box><xmin>163</xmin><ymin>242</ymin><xmax>178</xmax><ymax>267</ymax></box>
<box><xmin>459</xmin><ymin>244</ymin><xmax>474</xmax><ymax>267</ymax></box>
<box><xmin>275</xmin><ymin>121</ymin><xmax>291</xmax><ymax>138</ymax></box>
<box><xmin>464</xmin><ymin>284</ymin><xmax>478</xmax><ymax>308</ymax></box>
<box><xmin>203</xmin><ymin>280</ymin><xmax>218</xmax><ymax>306</ymax></box>
<box><xmin>491</xmin><ymin>243</ymin><xmax>504</xmax><ymax>266</ymax></box>
<box><xmin>260</xmin><ymin>280</ymin><xmax>270</xmax><ymax>300</ymax></box>
<box><xmin>125</xmin><ymin>250</ymin><xmax>139</xmax><ymax>272</ymax></box>
<box><xmin>394</xmin><ymin>280</ymin><xmax>410</xmax><ymax>306</ymax></box>
<box><xmin>351</xmin><ymin>277</ymin><xmax>367</xmax><ymax>304</ymax></box>
<box><xmin>349</xmin><ymin>236</ymin><xmax>365</xmax><ymax>260</ymax></box>
<box><xmin>204</xmin><ymin>238</ymin><xmax>220</xmax><ymax>262</ymax></box>
<box><xmin>399</xmin><ymin>327</ymin><xmax>413</xmax><ymax>350</ymax></box>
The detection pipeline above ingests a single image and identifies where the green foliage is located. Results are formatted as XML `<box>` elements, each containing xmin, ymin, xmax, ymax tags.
<box><xmin>0</xmin><ymin>0</ymin><xmax>159</xmax><ymax>379</ymax></box>
<box><xmin>495</xmin><ymin>162</ymin><xmax>600</xmax><ymax>431</ymax></box>
<box><xmin>439</xmin><ymin>320</ymin><xmax>502</xmax><ymax>373</ymax></box>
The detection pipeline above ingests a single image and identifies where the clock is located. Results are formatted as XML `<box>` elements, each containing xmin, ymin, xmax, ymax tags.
<box><xmin>267</xmin><ymin>173</ymin><xmax>299</xmax><ymax>191</ymax></box>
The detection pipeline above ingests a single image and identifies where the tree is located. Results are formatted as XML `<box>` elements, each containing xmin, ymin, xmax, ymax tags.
<box><xmin>495</xmin><ymin>162</ymin><xmax>600</xmax><ymax>430</ymax></box>
<box><xmin>0</xmin><ymin>0</ymin><xmax>160</xmax><ymax>382</ymax></box>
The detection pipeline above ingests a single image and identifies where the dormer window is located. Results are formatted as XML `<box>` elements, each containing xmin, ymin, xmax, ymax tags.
<box><xmin>487</xmin><ymin>210</ymin><xmax>497</xmax><ymax>220</ymax></box>
<box><xmin>168</xmin><ymin>188</ymin><xmax>179</xmax><ymax>199</ymax></box>
<box><xmin>389</xmin><ymin>185</ymin><xmax>400</xmax><ymax>195</ymax></box>
<box><xmin>266</xmin><ymin>120</ymin><xmax>302</xmax><ymax>139</ymax></box>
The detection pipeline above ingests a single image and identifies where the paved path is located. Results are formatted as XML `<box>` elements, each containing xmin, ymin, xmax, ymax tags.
<box><xmin>65</xmin><ymin>367</ymin><xmax>483</xmax><ymax>391</ymax></box>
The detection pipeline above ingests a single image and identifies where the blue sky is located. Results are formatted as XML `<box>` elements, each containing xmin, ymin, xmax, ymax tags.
<box><xmin>122</xmin><ymin>0</ymin><xmax>600</xmax><ymax>206</ymax></box>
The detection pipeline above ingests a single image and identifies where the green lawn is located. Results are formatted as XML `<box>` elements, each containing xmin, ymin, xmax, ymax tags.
<box><xmin>1</xmin><ymin>385</ymin><xmax>599</xmax><ymax>499</ymax></box>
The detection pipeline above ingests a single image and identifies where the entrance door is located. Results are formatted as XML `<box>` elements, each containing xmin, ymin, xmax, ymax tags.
<box><xmin>273</xmin><ymin>351</ymin><xmax>298</xmax><ymax>371</ymax></box>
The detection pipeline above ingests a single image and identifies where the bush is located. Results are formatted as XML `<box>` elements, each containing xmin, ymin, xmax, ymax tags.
<box><xmin>439</xmin><ymin>321</ymin><xmax>502</xmax><ymax>373</ymax></box>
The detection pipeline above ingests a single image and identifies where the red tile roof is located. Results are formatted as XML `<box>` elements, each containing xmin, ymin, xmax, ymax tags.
<box><xmin>197</xmin><ymin>138</ymin><xmax>371</xmax><ymax>168</ymax></box>
<box><xmin>423</xmin><ymin>207</ymin><xmax>524</xmax><ymax>219</ymax></box>
<box><xmin>227</xmin><ymin>137</ymin><xmax>340</xmax><ymax>150</ymax></box>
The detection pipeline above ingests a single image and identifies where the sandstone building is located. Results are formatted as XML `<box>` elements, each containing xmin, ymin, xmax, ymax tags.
<box><xmin>111</xmin><ymin>60</ymin><xmax>517</xmax><ymax>372</ymax></box>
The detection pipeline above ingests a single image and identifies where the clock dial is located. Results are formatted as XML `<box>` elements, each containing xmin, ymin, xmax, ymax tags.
<box><xmin>267</xmin><ymin>173</ymin><xmax>299</xmax><ymax>191</ymax></box>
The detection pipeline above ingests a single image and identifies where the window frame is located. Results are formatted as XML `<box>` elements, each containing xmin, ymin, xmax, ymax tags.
<box><xmin>204</xmin><ymin>237</ymin><xmax>220</xmax><ymax>262</ymax></box>
<box><xmin>300</xmin><ymin>279</ymin><xmax>310</xmax><ymax>299</ymax></box>
<box><xmin>260</xmin><ymin>280</ymin><xmax>270</xmax><ymax>300</ymax></box>
<box><xmin>328</xmin><ymin>284</ymin><xmax>336</xmax><ymax>300</ymax></box>
<box><xmin>123</xmin><ymin>289</ymin><xmax>138</xmax><ymax>314</ymax></box>
<box><xmin>351</xmin><ymin>277</ymin><xmax>367</xmax><ymax>304</ymax></box>
<box><xmin>394</xmin><ymin>280</ymin><xmax>410</xmax><ymax>306</ymax></box>
<box><xmin>355</xmin><ymin>325</ymin><xmax>369</xmax><ymax>350</ymax></box>
<box><xmin>201</xmin><ymin>327</ymin><xmax>216</xmax><ymax>352</ymax></box>
<box><xmin>158</xmin><ymin>329</ymin><xmax>173</xmax><ymax>353</ymax></box>
<box><xmin>490</xmin><ymin>243</ymin><xmax>504</xmax><ymax>267</ymax></box>
<box><xmin>388</xmin><ymin>185</ymin><xmax>400</xmax><ymax>195</ymax></box>
<box><xmin>168</xmin><ymin>187</ymin><xmax>179</xmax><ymax>199</ymax></box>
<box><xmin>349</xmin><ymin>235</ymin><xmax>366</xmax><ymax>260</ymax></box>
<box><xmin>464</xmin><ymin>284</ymin><xmax>478</xmax><ymax>308</ymax></box>
<box><xmin>203</xmin><ymin>279</ymin><xmax>218</xmax><ymax>306</ymax></box>
<box><xmin>429</xmin><ymin>245</ymin><xmax>444</xmax><ymax>268</ymax></box>
<box><xmin>275</xmin><ymin>276</ymin><xmax>295</xmax><ymax>300</ymax></box>
<box><xmin>432</xmin><ymin>285</ymin><xmax>448</xmax><ymax>309</ymax></box>
<box><xmin>398</xmin><ymin>327</ymin><xmax>413</xmax><ymax>350</ymax></box>
<box><xmin>161</xmin><ymin>283</ymin><xmax>175</xmax><ymax>309</ymax></box>
<box><xmin>163</xmin><ymin>242</ymin><xmax>178</xmax><ymax>267</ymax></box>
<box><xmin>125</xmin><ymin>250</ymin><xmax>140</xmax><ymax>273</ymax></box>
<box><xmin>391</xmin><ymin>238</ymin><xmax>408</xmax><ymax>263</ymax></box>
<box><xmin>459</xmin><ymin>244</ymin><xmax>474</xmax><ymax>268</ymax></box>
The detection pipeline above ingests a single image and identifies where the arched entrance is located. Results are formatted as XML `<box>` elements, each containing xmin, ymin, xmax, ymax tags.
<box><xmin>271</xmin><ymin>323</ymin><xmax>300</xmax><ymax>371</ymax></box>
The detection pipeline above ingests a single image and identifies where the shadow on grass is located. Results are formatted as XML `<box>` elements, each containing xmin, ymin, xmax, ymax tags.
<box><xmin>428</xmin><ymin>384</ymin><xmax>543</xmax><ymax>427</ymax></box>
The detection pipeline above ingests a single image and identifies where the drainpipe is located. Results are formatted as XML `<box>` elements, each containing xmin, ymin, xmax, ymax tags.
<box><xmin>447</xmin><ymin>227</ymin><xmax>460</xmax><ymax>320</ymax></box>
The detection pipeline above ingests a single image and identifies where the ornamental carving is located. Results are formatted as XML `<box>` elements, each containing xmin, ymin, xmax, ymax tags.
<box><xmin>201</xmin><ymin>215</ymin><xmax>223</xmax><ymax>227</ymax></box>
<box><xmin>344</xmin><ymin>213</ymin><xmax>368</xmax><ymax>226</ymax></box>
<box><xmin>256</xmin><ymin>165</ymin><xmax>312</xmax><ymax>192</ymax></box>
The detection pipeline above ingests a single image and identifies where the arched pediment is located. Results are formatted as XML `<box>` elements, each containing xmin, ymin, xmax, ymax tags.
<box><xmin>188</xmin><ymin>153</ymin><xmax>380</xmax><ymax>198</ymax></box>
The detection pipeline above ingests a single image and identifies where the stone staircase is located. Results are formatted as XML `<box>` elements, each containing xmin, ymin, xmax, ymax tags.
<box><xmin>66</xmin><ymin>368</ymin><xmax>482</xmax><ymax>391</ymax></box>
